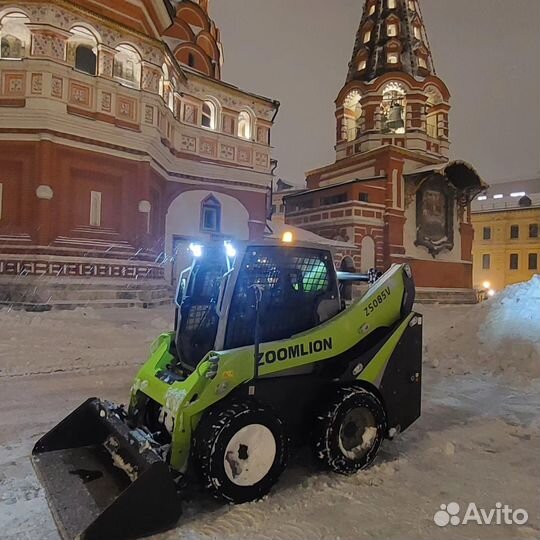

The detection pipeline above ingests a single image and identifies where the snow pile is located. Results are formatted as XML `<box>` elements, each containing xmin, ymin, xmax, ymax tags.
<box><xmin>425</xmin><ymin>275</ymin><xmax>540</xmax><ymax>381</ymax></box>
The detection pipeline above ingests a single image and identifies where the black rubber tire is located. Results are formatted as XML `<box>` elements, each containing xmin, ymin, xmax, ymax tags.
<box><xmin>313</xmin><ymin>385</ymin><xmax>386</xmax><ymax>475</ymax></box>
<box><xmin>193</xmin><ymin>400</ymin><xmax>288</xmax><ymax>503</ymax></box>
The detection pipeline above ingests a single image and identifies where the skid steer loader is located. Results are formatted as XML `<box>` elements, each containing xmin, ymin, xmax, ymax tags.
<box><xmin>32</xmin><ymin>236</ymin><xmax>422</xmax><ymax>540</ymax></box>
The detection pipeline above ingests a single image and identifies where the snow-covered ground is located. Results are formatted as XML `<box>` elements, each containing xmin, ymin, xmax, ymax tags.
<box><xmin>0</xmin><ymin>279</ymin><xmax>539</xmax><ymax>540</ymax></box>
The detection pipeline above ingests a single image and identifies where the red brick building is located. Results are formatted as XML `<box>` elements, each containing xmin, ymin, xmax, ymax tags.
<box><xmin>0</xmin><ymin>0</ymin><xmax>278</xmax><ymax>306</ymax></box>
<box><xmin>285</xmin><ymin>0</ymin><xmax>486</xmax><ymax>299</ymax></box>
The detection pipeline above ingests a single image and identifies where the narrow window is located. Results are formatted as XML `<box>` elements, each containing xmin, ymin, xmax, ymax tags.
<box><xmin>358</xmin><ymin>59</ymin><xmax>367</xmax><ymax>71</ymax></box>
<box><xmin>482</xmin><ymin>254</ymin><xmax>490</xmax><ymax>270</ymax></box>
<box><xmin>188</xmin><ymin>52</ymin><xmax>195</xmax><ymax>67</ymax></box>
<box><xmin>483</xmin><ymin>226</ymin><xmax>491</xmax><ymax>240</ymax></box>
<box><xmin>387</xmin><ymin>23</ymin><xmax>398</xmax><ymax>37</ymax></box>
<box><xmin>418</xmin><ymin>56</ymin><xmax>427</xmax><ymax>68</ymax></box>
<box><xmin>510</xmin><ymin>224</ymin><xmax>519</xmax><ymax>239</ymax></box>
<box><xmin>408</xmin><ymin>0</ymin><xmax>416</xmax><ymax>11</ymax></box>
<box><xmin>529</xmin><ymin>223</ymin><xmax>539</xmax><ymax>238</ymax></box>
<box><xmin>238</xmin><ymin>111</ymin><xmax>252</xmax><ymax>139</ymax></box>
<box><xmin>387</xmin><ymin>52</ymin><xmax>399</xmax><ymax>64</ymax></box>
<box><xmin>359</xmin><ymin>192</ymin><xmax>369</xmax><ymax>203</ymax></box>
<box><xmin>200</xmin><ymin>195</ymin><xmax>221</xmax><ymax>233</ymax></box>
<box><xmin>201</xmin><ymin>100</ymin><xmax>215</xmax><ymax>129</ymax></box>
<box><xmin>89</xmin><ymin>191</ymin><xmax>102</xmax><ymax>226</ymax></box>
<box><xmin>368</xmin><ymin>3</ymin><xmax>376</xmax><ymax>15</ymax></box>
<box><xmin>528</xmin><ymin>253</ymin><xmax>538</xmax><ymax>271</ymax></box>
<box><xmin>414</xmin><ymin>26</ymin><xmax>422</xmax><ymax>40</ymax></box>
<box><xmin>388</xmin><ymin>0</ymin><xmax>397</xmax><ymax>8</ymax></box>
<box><xmin>509</xmin><ymin>253</ymin><xmax>519</xmax><ymax>270</ymax></box>
<box><xmin>363</xmin><ymin>30</ymin><xmax>371</xmax><ymax>43</ymax></box>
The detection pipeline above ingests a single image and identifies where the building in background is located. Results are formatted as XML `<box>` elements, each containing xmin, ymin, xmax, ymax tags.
<box><xmin>270</xmin><ymin>179</ymin><xmax>302</xmax><ymax>225</ymax></box>
<box><xmin>284</xmin><ymin>0</ymin><xmax>486</xmax><ymax>302</ymax></box>
<box><xmin>0</xmin><ymin>0</ymin><xmax>278</xmax><ymax>307</ymax></box>
<box><xmin>471</xmin><ymin>179</ymin><xmax>540</xmax><ymax>292</ymax></box>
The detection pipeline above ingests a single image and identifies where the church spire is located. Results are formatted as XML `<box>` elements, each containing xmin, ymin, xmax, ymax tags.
<box><xmin>347</xmin><ymin>0</ymin><xmax>435</xmax><ymax>84</ymax></box>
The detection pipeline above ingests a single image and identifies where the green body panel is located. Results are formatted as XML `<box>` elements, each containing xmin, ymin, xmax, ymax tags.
<box><xmin>129</xmin><ymin>265</ymin><xmax>408</xmax><ymax>472</ymax></box>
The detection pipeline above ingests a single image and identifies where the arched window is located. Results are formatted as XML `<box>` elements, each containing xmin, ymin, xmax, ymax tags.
<box><xmin>360</xmin><ymin>236</ymin><xmax>376</xmax><ymax>272</ymax></box>
<box><xmin>238</xmin><ymin>111</ymin><xmax>252</xmax><ymax>140</ymax></box>
<box><xmin>113</xmin><ymin>44</ymin><xmax>141</xmax><ymax>88</ymax></box>
<box><xmin>381</xmin><ymin>82</ymin><xmax>406</xmax><ymax>134</ymax></box>
<box><xmin>68</xmin><ymin>26</ymin><xmax>98</xmax><ymax>75</ymax></box>
<box><xmin>75</xmin><ymin>45</ymin><xmax>96</xmax><ymax>74</ymax></box>
<box><xmin>343</xmin><ymin>90</ymin><xmax>362</xmax><ymax>142</ymax></box>
<box><xmin>188</xmin><ymin>52</ymin><xmax>195</xmax><ymax>67</ymax></box>
<box><xmin>200</xmin><ymin>195</ymin><xmax>221</xmax><ymax>233</ymax></box>
<box><xmin>201</xmin><ymin>100</ymin><xmax>216</xmax><ymax>129</ymax></box>
<box><xmin>0</xmin><ymin>12</ymin><xmax>31</xmax><ymax>60</ymax></box>
<box><xmin>426</xmin><ymin>86</ymin><xmax>443</xmax><ymax>138</ymax></box>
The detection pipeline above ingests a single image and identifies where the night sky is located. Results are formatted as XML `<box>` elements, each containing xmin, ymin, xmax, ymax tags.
<box><xmin>213</xmin><ymin>0</ymin><xmax>540</xmax><ymax>186</ymax></box>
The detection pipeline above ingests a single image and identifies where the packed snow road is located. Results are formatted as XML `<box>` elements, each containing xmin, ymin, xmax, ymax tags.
<box><xmin>0</xmin><ymin>301</ymin><xmax>539</xmax><ymax>540</ymax></box>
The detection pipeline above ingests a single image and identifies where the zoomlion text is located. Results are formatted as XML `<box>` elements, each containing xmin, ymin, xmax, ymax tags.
<box><xmin>257</xmin><ymin>338</ymin><xmax>333</xmax><ymax>366</ymax></box>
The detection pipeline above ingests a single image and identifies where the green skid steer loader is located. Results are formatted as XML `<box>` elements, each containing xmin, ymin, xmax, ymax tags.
<box><xmin>32</xmin><ymin>236</ymin><xmax>422</xmax><ymax>540</ymax></box>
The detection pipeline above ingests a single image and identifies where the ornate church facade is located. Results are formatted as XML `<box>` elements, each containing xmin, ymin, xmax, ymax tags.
<box><xmin>0</xmin><ymin>0</ymin><xmax>278</xmax><ymax>306</ymax></box>
<box><xmin>285</xmin><ymin>0</ymin><xmax>486</xmax><ymax>298</ymax></box>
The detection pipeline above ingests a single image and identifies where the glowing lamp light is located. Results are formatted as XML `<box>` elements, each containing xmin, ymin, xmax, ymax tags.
<box><xmin>477</xmin><ymin>195</ymin><xmax>487</xmax><ymax>201</ymax></box>
<box><xmin>189</xmin><ymin>243</ymin><xmax>203</xmax><ymax>258</ymax></box>
<box><xmin>493</xmin><ymin>194</ymin><xmax>504</xmax><ymax>199</ymax></box>
<box><xmin>224</xmin><ymin>241</ymin><xmax>236</xmax><ymax>258</ymax></box>
<box><xmin>487</xmin><ymin>289</ymin><xmax>496</xmax><ymax>297</ymax></box>
<box><xmin>482</xmin><ymin>281</ymin><xmax>491</xmax><ymax>289</ymax></box>
<box><xmin>282</xmin><ymin>231</ymin><xmax>294</xmax><ymax>243</ymax></box>
<box><xmin>510</xmin><ymin>192</ymin><xmax>526</xmax><ymax>198</ymax></box>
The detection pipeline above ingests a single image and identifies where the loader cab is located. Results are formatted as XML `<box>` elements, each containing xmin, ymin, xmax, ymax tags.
<box><xmin>175</xmin><ymin>239</ymin><xmax>341</xmax><ymax>371</ymax></box>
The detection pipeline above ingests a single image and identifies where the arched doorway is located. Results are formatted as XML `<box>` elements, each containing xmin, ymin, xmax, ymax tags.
<box><xmin>165</xmin><ymin>190</ymin><xmax>250</xmax><ymax>286</ymax></box>
<box><xmin>360</xmin><ymin>236</ymin><xmax>376</xmax><ymax>272</ymax></box>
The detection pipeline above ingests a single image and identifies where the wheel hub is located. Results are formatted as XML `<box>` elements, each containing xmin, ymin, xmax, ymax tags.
<box><xmin>338</xmin><ymin>407</ymin><xmax>377</xmax><ymax>460</ymax></box>
<box><xmin>224</xmin><ymin>424</ymin><xmax>276</xmax><ymax>486</ymax></box>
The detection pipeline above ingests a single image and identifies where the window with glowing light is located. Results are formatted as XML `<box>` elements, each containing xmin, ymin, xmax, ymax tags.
<box><xmin>388</xmin><ymin>0</ymin><xmax>397</xmax><ymax>8</ymax></box>
<box><xmin>363</xmin><ymin>30</ymin><xmax>372</xmax><ymax>43</ymax></box>
<box><xmin>202</xmin><ymin>100</ymin><xmax>216</xmax><ymax>129</ymax></box>
<box><xmin>387</xmin><ymin>52</ymin><xmax>399</xmax><ymax>64</ymax></box>
<box><xmin>342</xmin><ymin>90</ymin><xmax>363</xmax><ymax>141</ymax></box>
<box><xmin>113</xmin><ymin>44</ymin><xmax>141</xmax><ymax>88</ymax></box>
<box><xmin>387</xmin><ymin>23</ymin><xmax>398</xmax><ymax>37</ymax></box>
<box><xmin>408</xmin><ymin>0</ymin><xmax>416</xmax><ymax>11</ymax></box>
<box><xmin>418</xmin><ymin>56</ymin><xmax>428</xmax><ymax>69</ymax></box>
<box><xmin>0</xmin><ymin>11</ymin><xmax>31</xmax><ymax>59</ymax></box>
<box><xmin>358</xmin><ymin>59</ymin><xmax>367</xmax><ymax>71</ymax></box>
<box><xmin>368</xmin><ymin>3</ymin><xmax>376</xmax><ymax>15</ymax></box>
<box><xmin>238</xmin><ymin>111</ymin><xmax>252</xmax><ymax>139</ymax></box>
<box><xmin>414</xmin><ymin>25</ymin><xmax>422</xmax><ymax>40</ymax></box>
<box><xmin>381</xmin><ymin>82</ymin><xmax>406</xmax><ymax>134</ymax></box>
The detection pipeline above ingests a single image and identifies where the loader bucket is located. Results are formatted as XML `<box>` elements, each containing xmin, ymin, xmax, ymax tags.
<box><xmin>32</xmin><ymin>398</ymin><xmax>182</xmax><ymax>540</ymax></box>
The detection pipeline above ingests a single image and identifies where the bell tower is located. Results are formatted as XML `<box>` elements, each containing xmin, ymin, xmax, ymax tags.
<box><xmin>285</xmin><ymin>0</ymin><xmax>486</xmax><ymax>298</ymax></box>
<box><xmin>335</xmin><ymin>0</ymin><xmax>450</xmax><ymax>162</ymax></box>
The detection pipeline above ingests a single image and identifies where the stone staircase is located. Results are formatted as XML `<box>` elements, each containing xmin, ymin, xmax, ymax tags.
<box><xmin>0</xmin><ymin>276</ymin><xmax>173</xmax><ymax>311</ymax></box>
